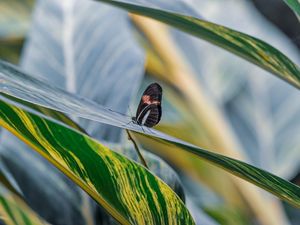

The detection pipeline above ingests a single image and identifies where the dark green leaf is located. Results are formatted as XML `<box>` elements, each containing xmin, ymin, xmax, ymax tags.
<box><xmin>97</xmin><ymin>0</ymin><xmax>300</xmax><ymax>89</ymax></box>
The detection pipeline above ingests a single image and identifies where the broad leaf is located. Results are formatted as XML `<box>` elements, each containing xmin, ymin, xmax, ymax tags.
<box><xmin>0</xmin><ymin>99</ymin><xmax>194</xmax><ymax>225</ymax></box>
<box><xmin>97</xmin><ymin>0</ymin><xmax>300</xmax><ymax>89</ymax></box>
<box><xmin>1</xmin><ymin>61</ymin><xmax>300</xmax><ymax>208</ymax></box>
<box><xmin>224</xmin><ymin>70</ymin><xmax>300</xmax><ymax>178</ymax></box>
<box><xmin>21</xmin><ymin>0</ymin><xmax>145</xmax><ymax>142</ymax></box>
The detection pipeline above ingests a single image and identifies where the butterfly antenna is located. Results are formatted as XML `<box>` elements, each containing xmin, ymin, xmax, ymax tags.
<box><xmin>126</xmin><ymin>129</ymin><xmax>149</xmax><ymax>169</ymax></box>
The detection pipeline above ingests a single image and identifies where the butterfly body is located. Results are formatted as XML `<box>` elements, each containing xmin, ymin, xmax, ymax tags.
<box><xmin>132</xmin><ymin>83</ymin><xmax>162</xmax><ymax>128</ymax></box>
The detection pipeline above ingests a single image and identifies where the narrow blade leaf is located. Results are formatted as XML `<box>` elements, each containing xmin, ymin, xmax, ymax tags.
<box><xmin>97</xmin><ymin>0</ymin><xmax>300</xmax><ymax>89</ymax></box>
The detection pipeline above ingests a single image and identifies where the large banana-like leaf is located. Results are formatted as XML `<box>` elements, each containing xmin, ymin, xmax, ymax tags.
<box><xmin>223</xmin><ymin>70</ymin><xmax>300</xmax><ymax>178</ymax></box>
<box><xmin>0</xmin><ymin>184</ymin><xmax>48</xmax><ymax>225</ymax></box>
<box><xmin>0</xmin><ymin>98</ymin><xmax>194</xmax><ymax>225</ymax></box>
<box><xmin>96</xmin><ymin>0</ymin><xmax>300</xmax><ymax>89</ymax></box>
<box><xmin>1</xmin><ymin>61</ymin><xmax>300</xmax><ymax>208</ymax></box>
<box><xmin>21</xmin><ymin>0</ymin><xmax>144</xmax><ymax>143</ymax></box>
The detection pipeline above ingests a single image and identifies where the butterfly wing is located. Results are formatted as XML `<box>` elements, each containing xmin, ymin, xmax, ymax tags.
<box><xmin>135</xmin><ymin>83</ymin><xmax>162</xmax><ymax>127</ymax></box>
<box><xmin>142</xmin><ymin>83</ymin><xmax>162</xmax><ymax>101</ymax></box>
<box><xmin>136</xmin><ymin>103</ymin><xmax>162</xmax><ymax>127</ymax></box>
<box><xmin>143</xmin><ymin>104</ymin><xmax>162</xmax><ymax>127</ymax></box>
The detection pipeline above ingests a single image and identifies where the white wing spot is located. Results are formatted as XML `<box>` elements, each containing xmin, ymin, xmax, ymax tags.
<box><xmin>142</xmin><ymin>110</ymin><xmax>151</xmax><ymax>125</ymax></box>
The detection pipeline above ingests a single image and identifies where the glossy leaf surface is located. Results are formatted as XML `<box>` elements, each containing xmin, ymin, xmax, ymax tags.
<box><xmin>0</xmin><ymin>98</ymin><xmax>194</xmax><ymax>225</ymax></box>
<box><xmin>21</xmin><ymin>0</ymin><xmax>144</xmax><ymax>142</ymax></box>
<box><xmin>1</xmin><ymin>61</ymin><xmax>300</xmax><ymax>208</ymax></box>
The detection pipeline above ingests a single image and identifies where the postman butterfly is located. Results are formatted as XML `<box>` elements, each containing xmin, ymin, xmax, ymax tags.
<box><xmin>132</xmin><ymin>83</ymin><xmax>162</xmax><ymax>127</ymax></box>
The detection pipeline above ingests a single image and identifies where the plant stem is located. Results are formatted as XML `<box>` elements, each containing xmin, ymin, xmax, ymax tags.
<box><xmin>126</xmin><ymin>129</ymin><xmax>149</xmax><ymax>169</ymax></box>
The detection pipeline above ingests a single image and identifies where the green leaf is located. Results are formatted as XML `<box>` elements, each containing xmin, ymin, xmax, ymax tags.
<box><xmin>0</xmin><ymin>98</ymin><xmax>194</xmax><ymax>225</ymax></box>
<box><xmin>145</xmin><ymin>135</ymin><xmax>300</xmax><ymax>208</ymax></box>
<box><xmin>283</xmin><ymin>0</ymin><xmax>300</xmax><ymax>18</ymax></box>
<box><xmin>1</xmin><ymin>60</ymin><xmax>300</xmax><ymax>208</ymax></box>
<box><xmin>97</xmin><ymin>0</ymin><xmax>300</xmax><ymax>89</ymax></box>
<box><xmin>0</xmin><ymin>184</ymin><xmax>48</xmax><ymax>225</ymax></box>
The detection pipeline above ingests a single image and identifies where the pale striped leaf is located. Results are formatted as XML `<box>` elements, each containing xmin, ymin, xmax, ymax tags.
<box><xmin>21</xmin><ymin>0</ymin><xmax>144</xmax><ymax>142</ymax></box>
<box><xmin>1</xmin><ymin>60</ymin><xmax>300</xmax><ymax>208</ymax></box>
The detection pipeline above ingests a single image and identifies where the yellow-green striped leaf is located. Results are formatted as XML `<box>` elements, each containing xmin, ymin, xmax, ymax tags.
<box><xmin>97</xmin><ymin>0</ymin><xmax>300</xmax><ymax>89</ymax></box>
<box><xmin>144</xmin><ymin>134</ymin><xmax>300</xmax><ymax>208</ymax></box>
<box><xmin>1</xmin><ymin>60</ymin><xmax>300</xmax><ymax>208</ymax></box>
<box><xmin>0</xmin><ymin>99</ymin><xmax>194</xmax><ymax>225</ymax></box>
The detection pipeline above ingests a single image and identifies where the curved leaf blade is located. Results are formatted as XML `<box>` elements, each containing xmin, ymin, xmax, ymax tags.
<box><xmin>283</xmin><ymin>0</ymin><xmax>300</xmax><ymax>17</ymax></box>
<box><xmin>0</xmin><ymin>99</ymin><xmax>194</xmax><ymax>225</ymax></box>
<box><xmin>1</xmin><ymin>60</ymin><xmax>300</xmax><ymax>208</ymax></box>
<box><xmin>97</xmin><ymin>0</ymin><xmax>300</xmax><ymax>89</ymax></box>
<box><xmin>144</xmin><ymin>134</ymin><xmax>300</xmax><ymax>208</ymax></box>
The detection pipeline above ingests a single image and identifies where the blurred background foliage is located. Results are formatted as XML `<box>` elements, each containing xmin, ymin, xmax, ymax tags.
<box><xmin>0</xmin><ymin>0</ymin><xmax>300</xmax><ymax>224</ymax></box>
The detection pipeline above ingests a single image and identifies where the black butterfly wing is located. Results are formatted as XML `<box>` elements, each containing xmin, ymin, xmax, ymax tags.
<box><xmin>143</xmin><ymin>104</ymin><xmax>162</xmax><ymax>127</ymax></box>
<box><xmin>134</xmin><ymin>83</ymin><xmax>162</xmax><ymax>127</ymax></box>
<box><xmin>142</xmin><ymin>83</ymin><xmax>162</xmax><ymax>101</ymax></box>
<box><xmin>135</xmin><ymin>103</ymin><xmax>162</xmax><ymax>127</ymax></box>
